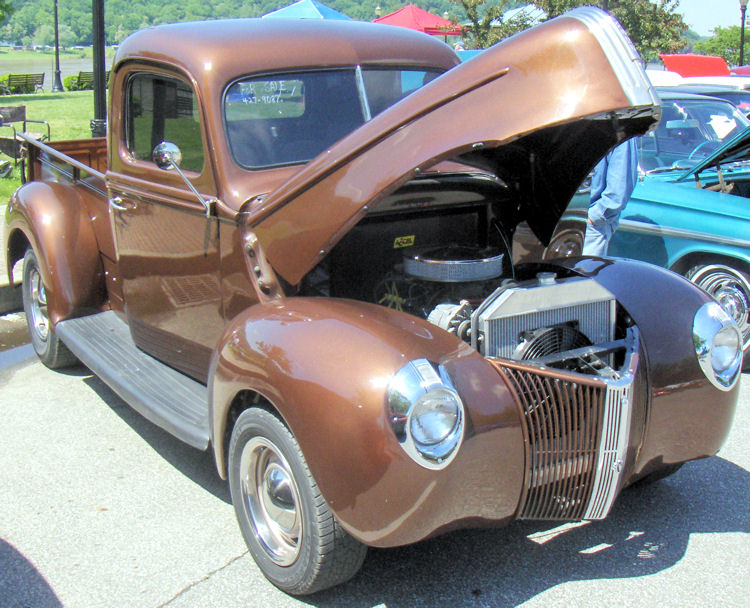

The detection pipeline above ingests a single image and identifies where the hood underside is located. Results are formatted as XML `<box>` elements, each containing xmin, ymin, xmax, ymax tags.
<box><xmin>680</xmin><ymin>125</ymin><xmax>750</xmax><ymax>179</ymax></box>
<box><xmin>251</xmin><ymin>7</ymin><xmax>660</xmax><ymax>286</ymax></box>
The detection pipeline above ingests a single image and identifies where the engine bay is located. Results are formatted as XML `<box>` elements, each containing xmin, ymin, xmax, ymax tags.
<box><xmin>299</xmin><ymin>173</ymin><xmax>635</xmax><ymax>379</ymax></box>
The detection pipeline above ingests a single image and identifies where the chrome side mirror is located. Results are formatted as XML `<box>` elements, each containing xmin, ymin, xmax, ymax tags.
<box><xmin>151</xmin><ymin>141</ymin><xmax>213</xmax><ymax>218</ymax></box>
<box><xmin>152</xmin><ymin>141</ymin><xmax>182</xmax><ymax>170</ymax></box>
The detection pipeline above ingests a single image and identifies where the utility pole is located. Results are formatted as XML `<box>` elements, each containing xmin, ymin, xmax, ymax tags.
<box><xmin>52</xmin><ymin>0</ymin><xmax>64</xmax><ymax>91</ymax></box>
<box><xmin>741</xmin><ymin>0</ymin><xmax>748</xmax><ymax>67</ymax></box>
<box><xmin>91</xmin><ymin>0</ymin><xmax>107</xmax><ymax>137</ymax></box>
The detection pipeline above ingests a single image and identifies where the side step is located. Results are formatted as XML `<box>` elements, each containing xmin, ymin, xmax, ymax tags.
<box><xmin>56</xmin><ymin>311</ymin><xmax>210</xmax><ymax>450</ymax></box>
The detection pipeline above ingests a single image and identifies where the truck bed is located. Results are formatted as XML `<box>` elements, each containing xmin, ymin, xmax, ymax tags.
<box><xmin>25</xmin><ymin>136</ymin><xmax>107</xmax><ymax>186</ymax></box>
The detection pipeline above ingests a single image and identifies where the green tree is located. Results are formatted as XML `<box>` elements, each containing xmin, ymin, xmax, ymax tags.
<box><xmin>531</xmin><ymin>0</ymin><xmax>579</xmax><ymax>16</ymax></box>
<box><xmin>0</xmin><ymin>0</ymin><xmax>13</xmax><ymax>25</ymax></box>
<box><xmin>32</xmin><ymin>23</ymin><xmax>54</xmax><ymax>47</ymax></box>
<box><xmin>694</xmin><ymin>26</ymin><xmax>745</xmax><ymax>66</ymax></box>
<box><xmin>609</xmin><ymin>0</ymin><xmax>687</xmax><ymax>61</ymax></box>
<box><xmin>534</xmin><ymin>0</ymin><xmax>687</xmax><ymax>61</ymax></box>
<box><xmin>451</xmin><ymin>0</ymin><xmax>534</xmax><ymax>49</ymax></box>
<box><xmin>59</xmin><ymin>23</ymin><xmax>76</xmax><ymax>49</ymax></box>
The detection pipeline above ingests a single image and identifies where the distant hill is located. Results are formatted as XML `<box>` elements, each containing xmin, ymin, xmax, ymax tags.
<box><xmin>1</xmin><ymin>0</ymin><xmax>698</xmax><ymax>51</ymax></box>
<box><xmin>1</xmin><ymin>0</ymin><xmax>499</xmax><ymax>46</ymax></box>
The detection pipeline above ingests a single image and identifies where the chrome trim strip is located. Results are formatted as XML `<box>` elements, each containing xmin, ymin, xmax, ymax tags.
<box><xmin>583</xmin><ymin>368</ymin><xmax>635</xmax><ymax>520</ymax></box>
<box><xmin>618</xmin><ymin>219</ymin><xmax>750</xmax><ymax>249</ymax></box>
<box><xmin>355</xmin><ymin>65</ymin><xmax>372</xmax><ymax>121</ymax></box>
<box><xmin>582</xmin><ymin>334</ymin><xmax>638</xmax><ymax>521</ymax></box>
<box><xmin>108</xmin><ymin>187</ymin><xmax>237</xmax><ymax>226</ymax></box>
<box><xmin>559</xmin><ymin>210</ymin><xmax>750</xmax><ymax>250</ymax></box>
<box><xmin>567</xmin><ymin>7</ymin><xmax>660</xmax><ymax>112</ymax></box>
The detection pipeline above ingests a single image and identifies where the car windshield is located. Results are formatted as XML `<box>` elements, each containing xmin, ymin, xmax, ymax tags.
<box><xmin>224</xmin><ymin>67</ymin><xmax>442</xmax><ymax>169</ymax></box>
<box><xmin>640</xmin><ymin>97</ymin><xmax>750</xmax><ymax>172</ymax></box>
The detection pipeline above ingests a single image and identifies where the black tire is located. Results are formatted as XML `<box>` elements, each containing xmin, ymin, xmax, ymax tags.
<box><xmin>228</xmin><ymin>408</ymin><xmax>367</xmax><ymax>595</ymax></box>
<box><xmin>685</xmin><ymin>263</ymin><xmax>750</xmax><ymax>370</ymax></box>
<box><xmin>21</xmin><ymin>249</ymin><xmax>77</xmax><ymax>369</ymax></box>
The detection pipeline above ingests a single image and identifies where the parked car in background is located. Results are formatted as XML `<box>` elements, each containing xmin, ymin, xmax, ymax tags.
<box><xmin>535</xmin><ymin>90</ymin><xmax>750</xmax><ymax>363</ymax></box>
<box><xmin>656</xmin><ymin>84</ymin><xmax>750</xmax><ymax>116</ymax></box>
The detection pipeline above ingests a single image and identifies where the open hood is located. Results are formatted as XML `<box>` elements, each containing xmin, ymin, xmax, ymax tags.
<box><xmin>680</xmin><ymin>125</ymin><xmax>750</xmax><ymax>180</ymax></box>
<box><xmin>251</xmin><ymin>7</ymin><xmax>660</xmax><ymax>286</ymax></box>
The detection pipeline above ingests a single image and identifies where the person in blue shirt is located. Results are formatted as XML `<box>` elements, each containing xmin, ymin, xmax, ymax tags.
<box><xmin>582</xmin><ymin>137</ymin><xmax>639</xmax><ymax>256</ymax></box>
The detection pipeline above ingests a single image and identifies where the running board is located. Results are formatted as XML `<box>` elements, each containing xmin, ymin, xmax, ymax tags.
<box><xmin>56</xmin><ymin>311</ymin><xmax>210</xmax><ymax>450</ymax></box>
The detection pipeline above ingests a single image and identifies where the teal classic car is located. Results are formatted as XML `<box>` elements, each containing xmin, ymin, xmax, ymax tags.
<box><xmin>543</xmin><ymin>91</ymin><xmax>750</xmax><ymax>362</ymax></box>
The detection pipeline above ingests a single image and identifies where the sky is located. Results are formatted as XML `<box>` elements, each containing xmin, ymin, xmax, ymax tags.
<box><xmin>677</xmin><ymin>0</ymin><xmax>745</xmax><ymax>37</ymax></box>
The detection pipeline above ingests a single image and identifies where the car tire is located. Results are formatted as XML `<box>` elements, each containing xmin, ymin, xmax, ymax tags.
<box><xmin>543</xmin><ymin>229</ymin><xmax>583</xmax><ymax>259</ymax></box>
<box><xmin>228</xmin><ymin>407</ymin><xmax>367</xmax><ymax>595</ymax></box>
<box><xmin>21</xmin><ymin>249</ymin><xmax>78</xmax><ymax>369</ymax></box>
<box><xmin>686</xmin><ymin>263</ymin><xmax>750</xmax><ymax>370</ymax></box>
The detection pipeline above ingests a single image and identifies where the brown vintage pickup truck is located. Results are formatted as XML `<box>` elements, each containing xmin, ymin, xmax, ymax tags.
<box><xmin>3</xmin><ymin>8</ymin><xmax>741</xmax><ymax>595</ymax></box>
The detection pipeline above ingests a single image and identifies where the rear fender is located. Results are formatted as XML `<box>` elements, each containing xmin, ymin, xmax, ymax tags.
<box><xmin>5</xmin><ymin>181</ymin><xmax>106</xmax><ymax>324</ymax></box>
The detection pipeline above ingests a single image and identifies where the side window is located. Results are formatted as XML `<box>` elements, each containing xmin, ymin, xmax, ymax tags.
<box><xmin>361</xmin><ymin>68</ymin><xmax>442</xmax><ymax>116</ymax></box>
<box><xmin>126</xmin><ymin>73</ymin><xmax>204</xmax><ymax>173</ymax></box>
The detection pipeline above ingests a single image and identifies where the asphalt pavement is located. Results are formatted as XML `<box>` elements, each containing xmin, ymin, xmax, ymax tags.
<box><xmin>1</xmin><ymin>347</ymin><xmax>748</xmax><ymax>608</ymax></box>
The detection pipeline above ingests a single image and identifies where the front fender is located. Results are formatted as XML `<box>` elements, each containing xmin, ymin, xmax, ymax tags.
<box><xmin>209</xmin><ymin>297</ymin><xmax>525</xmax><ymax>547</ymax></box>
<box><xmin>554</xmin><ymin>256</ymin><xmax>739</xmax><ymax>474</ymax></box>
<box><xmin>5</xmin><ymin>181</ymin><xmax>105</xmax><ymax>324</ymax></box>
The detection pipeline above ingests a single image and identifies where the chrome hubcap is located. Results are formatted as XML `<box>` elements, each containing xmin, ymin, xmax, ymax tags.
<box><xmin>240</xmin><ymin>436</ymin><xmax>302</xmax><ymax>566</ymax></box>
<box><xmin>691</xmin><ymin>265</ymin><xmax>750</xmax><ymax>350</ymax></box>
<box><xmin>545</xmin><ymin>232</ymin><xmax>582</xmax><ymax>259</ymax></box>
<box><xmin>27</xmin><ymin>266</ymin><xmax>49</xmax><ymax>342</ymax></box>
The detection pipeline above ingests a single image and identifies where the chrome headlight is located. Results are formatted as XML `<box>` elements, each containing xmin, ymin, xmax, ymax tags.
<box><xmin>387</xmin><ymin>359</ymin><xmax>464</xmax><ymax>469</ymax></box>
<box><xmin>693</xmin><ymin>301</ymin><xmax>742</xmax><ymax>391</ymax></box>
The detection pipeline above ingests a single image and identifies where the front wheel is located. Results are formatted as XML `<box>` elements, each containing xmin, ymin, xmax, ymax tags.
<box><xmin>21</xmin><ymin>249</ymin><xmax>77</xmax><ymax>369</ymax></box>
<box><xmin>543</xmin><ymin>229</ymin><xmax>583</xmax><ymax>259</ymax></box>
<box><xmin>686</xmin><ymin>264</ymin><xmax>750</xmax><ymax>369</ymax></box>
<box><xmin>228</xmin><ymin>408</ymin><xmax>367</xmax><ymax>595</ymax></box>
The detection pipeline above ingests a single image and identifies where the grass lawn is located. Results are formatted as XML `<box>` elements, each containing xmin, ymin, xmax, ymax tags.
<box><xmin>1</xmin><ymin>90</ymin><xmax>96</xmax><ymax>203</ymax></box>
<box><xmin>0</xmin><ymin>47</ymin><xmax>105</xmax><ymax>63</ymax></box>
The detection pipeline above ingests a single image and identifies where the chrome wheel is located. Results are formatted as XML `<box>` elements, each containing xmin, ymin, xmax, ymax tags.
<box><xmin>21</xmin><ymin>249</ymin><xmax>77</xmax><ymax>369</ymax></box>
<box><xmin>688</xmin><ymin>264</ymin><xmax>750</xmax><ymax>351</ymax></box>
<box><xmin>228</xmin><ymin>408</ymin><xmax>367</xmax><ymax>594</ymax></box>
<box><xmin>240</xmin><ymin>436</ymin><xmax>302</xmax><ymax>566</ymax></box>
<box><xmin>544</xmin><ymin>230</ymin><xmax>582</xmax><ymax>259</ymax></box>
<box><xmin>26</xmin><ymin>264</ymin><xmax>50</xmax><ymax>342</ymax></box>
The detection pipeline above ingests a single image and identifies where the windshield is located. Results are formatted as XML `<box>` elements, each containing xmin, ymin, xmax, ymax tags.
<box><xmin>224</xmin><ymin>67</ymin><xmax>443</xmax><ymax>169</ymax></box>
<box><xmin>640</xmin><ymin>97</ymin><xmax>750</xmax><ymax>171</ymax></box>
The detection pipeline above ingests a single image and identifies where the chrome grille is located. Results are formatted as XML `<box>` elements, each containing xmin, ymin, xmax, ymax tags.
<box><xmin>496</xmin><ymin>357</ymin><xmax>636</xmax><ymax>521</ymax></box>
<box><xmin>584</xmin><ymin>382</ymin><xmax>633</xmax><ymax>519</ymax></box>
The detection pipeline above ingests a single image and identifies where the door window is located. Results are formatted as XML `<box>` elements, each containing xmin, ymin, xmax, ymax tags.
<box><xmin>126</xmin><ymin>73</ymin><xmax>204</xmax><ymax>173</ymax></box>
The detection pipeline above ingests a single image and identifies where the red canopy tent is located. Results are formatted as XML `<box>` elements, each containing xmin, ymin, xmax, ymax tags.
<box><xmin>660</xmin><ymin>53</ymin><xmax>730</xmax><ymax>77</ymax></box>
<box><xmin>373</xmin><ymin>4</ymin><xmax>462</xmax><ymax>36</ymax></box>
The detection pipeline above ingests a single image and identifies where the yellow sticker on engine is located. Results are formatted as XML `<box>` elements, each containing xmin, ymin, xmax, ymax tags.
<box><xmin>394</xmin><ymin>235</ymin><xmax>415</xmax><ymax>249</ymax></box>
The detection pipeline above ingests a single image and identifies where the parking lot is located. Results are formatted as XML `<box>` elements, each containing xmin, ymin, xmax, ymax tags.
<box><xmin>1</xmin><ymin>349</ymin><xmax>748</xmax><ymax>608</ymax></box>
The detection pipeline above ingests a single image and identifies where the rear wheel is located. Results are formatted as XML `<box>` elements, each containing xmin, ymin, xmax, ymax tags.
<box><xmin>21</xmin><ymin>249</ymin><xmax>77</xmax><ymax>369</ymax></box>
<box><xmin>228</xmin><ymin>408</ymin><xmax>366</xmax><ymax>595</ymax></box>
<box><xmin>686</xmin><ymin>264</ymin><xmax>750</xmax><ymax>369</ymax></box>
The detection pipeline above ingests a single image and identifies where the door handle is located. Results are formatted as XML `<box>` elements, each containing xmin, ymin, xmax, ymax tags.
<box><xmin>109</xmin><ymin>196</ymin><xmax>134</xmax><ymax>211</ymax></box>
